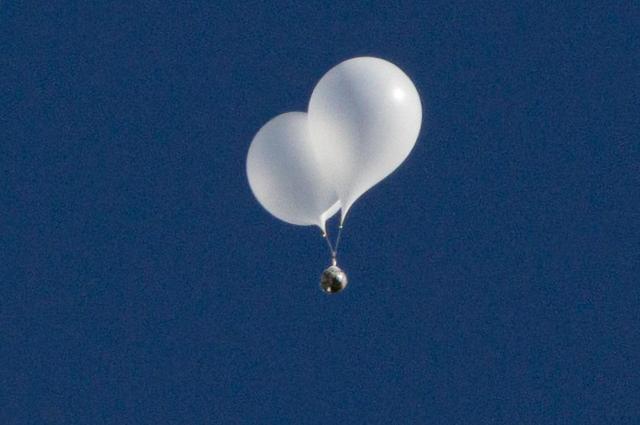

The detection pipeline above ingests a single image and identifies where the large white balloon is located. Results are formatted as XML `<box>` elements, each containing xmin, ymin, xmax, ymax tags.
<box><xmin>246</xmin><ymin>112</ymin><xmax>340</xmax><ymax>232</ymax></box>
<box><xmin>308</xmin><ymin>57</ymin><xmax>422</xmax><ymax>221</ymax></box>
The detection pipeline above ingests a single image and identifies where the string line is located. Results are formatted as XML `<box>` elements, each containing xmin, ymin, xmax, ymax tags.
<box><xmin>323</xmin><ymin>230</ymin><xmax>335</xmax><ymax>258</ymax></box>
<box><xmin>322</xmin><ymin>223</ymin><xmax>345</xmax><ymax>262</ymax></box>
<box><xmin>333</xmin><ymin>225</ymin><xmax>344</xmax><ymax>257</ymax></box>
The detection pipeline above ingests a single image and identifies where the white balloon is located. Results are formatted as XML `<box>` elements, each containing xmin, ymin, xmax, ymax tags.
<box><xmin>308</xmin><ymin>57</ymin><xmax>422</xmax><ymax>221</ymax></box>
<box><xmin>246</xmin><ymin>112</ymin><xmax>340</xmax><ymax>232</ymax></box>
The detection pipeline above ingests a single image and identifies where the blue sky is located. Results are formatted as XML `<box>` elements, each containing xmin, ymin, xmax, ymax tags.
<box><xmin>2</xmin><ymin>1</ymin><xmax>638</xmax><ymax>423</ymax></box>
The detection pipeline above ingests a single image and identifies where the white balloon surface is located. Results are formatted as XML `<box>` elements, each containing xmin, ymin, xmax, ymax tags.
<box><xmin>308</xmin><ymin>57</ymin><xmax>422</xmax><ymax>221</ymax></box>
<box><xmin>246</xmin><ymin>57</ymin><xmax>421</xmax><ymax>230</ymax></box>
<box><xmin>246</xmin><ymin>112</ymin><xmax>340</xmax><ymax>232</ymax></box>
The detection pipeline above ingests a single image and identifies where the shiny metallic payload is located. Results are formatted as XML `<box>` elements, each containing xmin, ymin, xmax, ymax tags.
<box><xmin>320</xmin><ymin>265</ymin><xmax>348</xmax><ymax>294</ymax></box>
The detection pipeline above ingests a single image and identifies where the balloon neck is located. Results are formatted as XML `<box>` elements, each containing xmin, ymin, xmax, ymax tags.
<box><xmin>331</xmin><ymin>256</ymin><xmax>337</xmax><ymax>266</ymax></box>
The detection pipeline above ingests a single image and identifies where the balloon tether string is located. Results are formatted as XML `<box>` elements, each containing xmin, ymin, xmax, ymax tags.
<box><xmin>334</xmin><ymin>224</ymin><xmax>344</xmax><ymax>257</ymax></box>
<box><xmin>323</xmin><ymin>224</ymin><xmax>344</xmax><ymax>265</ymax></box>
<box><xmin>323</xmin><ymin>230</ymin><xmax>335</xmax><ymax>259</ymax></box>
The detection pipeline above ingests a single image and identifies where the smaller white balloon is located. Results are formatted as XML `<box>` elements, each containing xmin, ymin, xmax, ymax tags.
<box><xmin>308</xmin><ymin>57</ymin><xmax>422</xmax><ymax>222</ymax></box>
<box><xmin>246</xmin><ymin>112</ymin><xmax>340</xmax><ymax>232</ymax></box>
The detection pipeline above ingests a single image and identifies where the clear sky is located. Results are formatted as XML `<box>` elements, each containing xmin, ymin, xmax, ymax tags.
<box><xmin>2</xmin><ymin>1</ymin><xmax>638</xmax><ymax>423</ymax></box>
